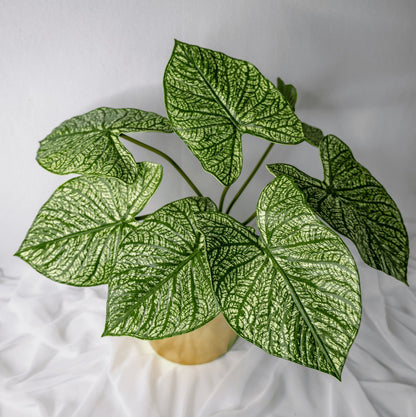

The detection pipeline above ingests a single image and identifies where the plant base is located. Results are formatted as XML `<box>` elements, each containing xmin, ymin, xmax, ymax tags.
<box><xmin>149</xmin><ymin>314</ymin><xmax>238</xmax><ymax>365</ymax></box>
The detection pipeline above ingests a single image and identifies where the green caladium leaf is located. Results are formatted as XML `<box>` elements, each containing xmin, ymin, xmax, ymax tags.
<box><xmin>302</xmin><ymin>122</ymin><xmax>324</xmax><ymax>147</ymax></box>
<box><xmin>277</xmin><ymin>77</ymin><xmax>297</xmax><ymax>110</ymax></box>
<box><xmin>164</xmin><ymin>40</ymin><xmax>304</xmax><ymax>186</ymax></box>
<box><xmin>267</xmin><ymin>135</ymin><xmax>409</xmax><ymax>283</ymax></box>
<box><xmin>37</xmin><ymin>107</ymin><xmax>172</xmax><ymax>183</ymax></box>
<box><xmin>15</xmin><ymin>162</ymin><xmax>163</xmax><ymax>286</ymax></box>
<box><xmin>197</xmin><ymin>176</ymin><xmax>361</xmax><ymax>379</ymax></box>
<box><xmin>103</xmin><ymin>197</ymin><xmax>220</xmax><ymax>340</ymax></box>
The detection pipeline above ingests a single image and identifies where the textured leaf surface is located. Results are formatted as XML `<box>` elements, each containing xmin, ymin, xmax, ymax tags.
<box><xmin>164</xmin><ymin>40</ymin><xmax>304</xmax><ymax>185</ymax></box>
<box><xmin>277</xmin><ymin>77</ymin><xmax>297</xmax><ymax>110</ymax></box>
<box><xmin>16</xmin><ymin>162</ymin><xmax>162</xmax><ymax>286</ymax></box>
<box><xmin>37</xmin><ymin>107</ymin><xmax>172</xmax><ymax>183</ymax></box>
<box><xmin>104</xmin><ymin>197</ymin><xmax>220</xmax><ymax>339</ymax></box>
<box><xmin>267</xmin><ymin>135</ymin><xmax>409</xmax><ymax>283</ymax></box>
<box><xmin>302</xmin><ymin>122</ymin><xmax>324</xmax><ymax>147</ymax></box>
<box><xmin>197</xmin><ymin>176</ymin><xmax>361</xmax><ymax>379</ymax></box>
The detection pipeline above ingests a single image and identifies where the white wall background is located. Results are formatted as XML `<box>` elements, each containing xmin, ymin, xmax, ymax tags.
<box><xmin>1</xmin><ymin>0</ymin><xmax>415</xmax><ymax>275</ymax></box>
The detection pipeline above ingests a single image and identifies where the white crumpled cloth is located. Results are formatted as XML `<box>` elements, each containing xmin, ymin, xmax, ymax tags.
<box><xmin>1</xmin><ymin>221</ymin><xmax>415</xmax><ymax>417</ymax></box>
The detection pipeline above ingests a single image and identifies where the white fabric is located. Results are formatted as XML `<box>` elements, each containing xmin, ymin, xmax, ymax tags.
<box><xmin>1</xmin><ymin>0</ymin><xmax>416</xmax><ymax>415</ymax></box>
<box><xmin>1</xmin><ymin>243</ymin><xmax>416</xmax><ymax>417</ymax></box>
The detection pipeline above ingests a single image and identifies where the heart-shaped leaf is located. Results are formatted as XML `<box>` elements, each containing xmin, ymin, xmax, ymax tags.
<box><xmin>164</xmin><ymin>40</ymin><xmax>304</xmax><ymax>186</ymax></box>
<box><xmin>267</xmin><ymin>135</ymin><xmax>409</xmax><ymax>283</ymax></box>
<box><xmin>37</xmin><ymin>107</ymin><xmax>172</xmax><ymax>183</ymax></box>
<box><xmin>103</xmin><ymin>197</ymin><xmax>220</xmax><ymax>340</ymax></box>
<box><xmin>15</xmin><ymin>162</ymin><xmax>162</xmax><ymax>286</ymax></box>
<box><xmin>197</xmin><ymin>176</ymin><xmax>361</xmax><ymax>379</ymax></box>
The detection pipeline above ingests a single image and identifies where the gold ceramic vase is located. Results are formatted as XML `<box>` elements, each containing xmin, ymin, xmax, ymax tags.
<box><xmin>149</xmin><ymin>314</ymin><xmax>238</xmax><ymax>365</ymax></box>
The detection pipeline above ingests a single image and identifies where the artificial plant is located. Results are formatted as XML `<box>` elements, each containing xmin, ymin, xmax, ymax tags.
<box><xmin>16</xmin><ymin>40</ymin><xmax>409</xmax><ymax>380</ymax></box>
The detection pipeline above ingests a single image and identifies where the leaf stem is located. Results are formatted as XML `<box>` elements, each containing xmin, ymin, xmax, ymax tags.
<box><xmin>218</xmin><ymin>186</ymin><xmax>230</xmax><ymax>212</ymax></box>
<box><xmin>135</xmin><ymin>214</ymin><xmax>149</xmax><ymax>221</ymax></box>
<box><xmin>242</xmin><ymin>212</ymin><xmax>256</xmax><ymax>225</ymax></box>
<box><xmin>226</xmin><ymin>143</ymin><xmax>274</xmax><ymax>214</ymax></box>
<box><xmin>120</xmin><ymin>133</ymin><xmax>203</xmax><ymax>197</ymax></box>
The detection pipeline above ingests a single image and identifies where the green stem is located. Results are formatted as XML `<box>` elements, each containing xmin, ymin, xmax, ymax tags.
<box><xmin>242</xmin><ymin>212</ymin><xmax>256</xmax><ymax>226</ymax></box>
<box><xmin>120</xmin><ymin>133</ymin><xmax>203</xmax><ymax>197</ymax></box>
<box><xmin>218</xmin><ymin>186</ymin><xmax>230</xmax><ymax>212</ymax></box>
<box><xmin>135</xmin><ymin>214</ymin><xmax>149</xmax><ymax>221</ymax></box>
<box><xmin>226</xmin><ymin>143</ymin><xmax>274</xmax><ymax>214</ymax></box>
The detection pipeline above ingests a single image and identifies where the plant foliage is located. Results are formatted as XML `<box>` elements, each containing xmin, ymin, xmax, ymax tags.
<box><xmin>104</xmin><ymin>197</ymin><xmax>220</xmax><ymax>339</ymax></box>
<box><xmin>16</xmin><ymin>162</ymin><xmax>162</xmax><ymax>285</ymax></box>
<box><xmin>164</xmin><ymin>40</ymin><xmax>304</xmax><ymax>185</ymax></box>
<box><xmin>37</xmin><ymin>107</ymin><xmax>172</xmax><ymax>183</ymax></box>
<box><xmin>267</xmin><ymin>135</ymin><xmax>409</xmax><ymax>283</ymax></box>
<box><xmin>17</xmin><ymin>40</ymin><xmax>409</xmax><ymax>380</ymax></box>
<box><xmin>197</xmin><ymin>176</ymin><xmax>361</xmax><ymax>379</ymax></box>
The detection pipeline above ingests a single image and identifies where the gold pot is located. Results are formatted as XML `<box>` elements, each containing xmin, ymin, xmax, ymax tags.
<box><xmin>149</xmin><ymin>314</ymin><xmax>238</xmax><ymax>365</ymax></box>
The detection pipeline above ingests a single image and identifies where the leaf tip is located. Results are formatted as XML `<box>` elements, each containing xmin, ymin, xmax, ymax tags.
<box><xmin>327</xmin><ymin>363</ymin><xmax>343</xmax><ymax>381</ymax></box>
<box><xmin>333</xmin><ymin>371</ymin><xmax>342</xmax><ymax>382</ymax></box>
<box><xmin>13</xmin><ymin>242</ymin><xmax>26</xmax><ymax>259</ymax></box>
<box><xmin>101</xmin><ymin>323</ymin><xmax>114</xmax><ymax>338</ymax></box>
<box><xmin>265</xmin><ymin>164</ymin><xmax>275</xmax><ymax>176</ymax></box>
<box><xmin>173</xmin><ymin>38</ymin><xmax>185</xmax><ymax>49</ymax></box>
<box><xmin>398</xmin><ymin>274</ymin><xmax>409</xmax><ymax>286</ymax></box>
